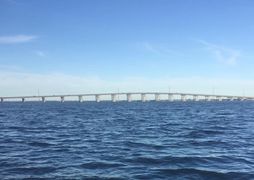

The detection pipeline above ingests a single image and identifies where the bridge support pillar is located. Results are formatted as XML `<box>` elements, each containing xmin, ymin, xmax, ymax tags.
<box><xmin>22</xmin><ymin>98</ymin><xmax>25</xmax><ymax>102</ymax></box>
<box><xmin>216</xmin><ymin>96</ymin><xmax>222</xmax><ymax>101</ymax></box>
<box><xmin>127</xmin><ymin>94</ymin><xmax>132</xmax><ymax>102</ymax></box>
<box><xmin>42</xmin><ymin>97</ymin><xmax>46</xmax><ymax>103</ymax></box>
<box><xmin>96</xmin><ymin>95</ymin><xmax>100</xmax><ymax>102</ymax></box>
<box><xmin>168</xmin><ymin>94</ymin><xmax>173</xmax><ymax>101</ymax></box>
<box><xmin>60</xmin><ymin>96</ymin><xmax>65</xmax><ymax>102</ymax></box>
<box><xmin>155</xmin><ymin>94</ymin><xmax>160</xmax><ymax>101</ymax></box>
<box><xmin>78</xmin><ymin>96</ymin><xmax>83</xmax><ymax>102</ymax></box>
<box><xmin>0</xmin><ymin>98</ymin><xmax>3</xmax><ymax>103</ymax></box>
<box><xmin>181</xmin><ymin>95</ymin><xmax>186</xmax><ymax>102</ymax></box>
<box><xmin>111</xmin><ymin>94</ymin><xmax>117</xmax><ymax>102</ymax></box>
<box><xmin>205</xmin><ymin>96</ymin><xmax>210</xmax><ymax>101</ymax></box>
<box><xmin>141</xmin><ymin>93</ymin><xmax>146</xmax><ymax>102</ymax></box>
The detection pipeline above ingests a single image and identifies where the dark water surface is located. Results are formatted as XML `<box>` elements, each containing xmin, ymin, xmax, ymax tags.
<box><xmin>0</xmin><ymin>101</ymin><xmax>253</xmax><ymax>179</ymax></box>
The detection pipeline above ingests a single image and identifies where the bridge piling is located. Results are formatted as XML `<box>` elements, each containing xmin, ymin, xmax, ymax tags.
<box><xmin>141</xmin><ymin>93</ymin><xmax>146</xmax><ymax>102</ymax></box>
<box><xmin>127</xmin><ymin>94</ymin><xmax>132</xmax><ymax>102</ymax></box>
<box><xmin>155</xmin><ymin>94</ymin><xmax>160</xmax><ymax>101</ymax></box>
<box><xmin>168</xmin><ymin>94</ymin><xmax>173</xmax><ymax>101</ymax></box>
<box><xmin>78</xmin><ymin>95</ymin><xmax>83</xmax><ymax>102</ymax></box>
<box><xmin>60</xmin><ymin>96</ymin><xmax>65</xmax><ymax>103</ymax></box>
<box><xmin>181</xmin><ymin>95</ymin><xmax>186</xmax><ymax>102</ymax></box>
<box><xmin>96</xmin><ymin>95</ymin><xmax>100</xmax><ymax>102</ymax></box>
<box><xmin>111</xmin><ymin>94</ymin><xmax>117</xmax><ymax>102</ymax></box>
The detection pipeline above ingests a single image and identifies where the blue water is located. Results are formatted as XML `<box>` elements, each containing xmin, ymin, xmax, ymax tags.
<box><xmin>0</xmin><ymin>101</ymin><xmax>253</xmax><ymax>179</ymax></box>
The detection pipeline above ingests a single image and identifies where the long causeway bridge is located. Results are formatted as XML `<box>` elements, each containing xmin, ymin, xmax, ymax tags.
<box><xmin>0</xmin><ymin>92</ymin><xmax>253</xmax><ymax>102</ymax></box>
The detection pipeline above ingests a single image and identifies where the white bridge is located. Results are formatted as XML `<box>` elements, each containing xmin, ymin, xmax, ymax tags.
<box><xmin>0</xmin><ymin>92</ymin><xmax>253</xmax><ymax>102</ymax></box>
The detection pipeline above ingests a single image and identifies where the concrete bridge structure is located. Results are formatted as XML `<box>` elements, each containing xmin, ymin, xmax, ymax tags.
<box><xmin>0</xmin><ymin>92</ymin><xmax>253</xmax><ymax>102</ymax></box>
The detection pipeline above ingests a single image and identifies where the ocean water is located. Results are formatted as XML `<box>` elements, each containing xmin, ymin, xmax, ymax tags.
<box><xmin>0</xmin><ymin>101</ymin><xmax>253</xmax><ymax>179</ymax></box>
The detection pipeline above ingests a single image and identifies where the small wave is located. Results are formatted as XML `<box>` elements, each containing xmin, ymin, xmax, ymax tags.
<box><xmin>79</xmin><ymin>161</ymin><xmax>126</xmax><ymax>169</ymax></box>
<box><xmin>28</xmin><ymin>141</ymin><xmax>54</xmax><ymax>148</ymax></box>
<box><xmin>78</xmin><ymin>175</ymin><xmax>125</xmax><ymax>180</ymax></box>
<box><xmin>124</xmin><ymin>156</ymin><xmax>163</xmax><ymax>165</ymax></box>
<box><xmin>124</xmin><ymin>141</ymin><xmax>165</xmax><ymax>150</ymax></box>
<box><xmin>0</xmin><ymin>114</ymin><xmax>6</xmax><ymax>117</ymax></box>
<box><xmin>8</xmin><ymin>166</ymin><xmax>57</xmax><ymax>175</ymax></box>
<box><xmin>152</xmin><ymin>168</ymin><xmax>253</xmax><ymax>180</ymax></box>
<box><xmin>124</xmin><ymin>155</ymin><xmax>216</xmax><ymax>166</ymax></box>
<box><xmin>187</xmin><ymin>129</ymin><xmax>224</xmax><ymax>138</ymax></box>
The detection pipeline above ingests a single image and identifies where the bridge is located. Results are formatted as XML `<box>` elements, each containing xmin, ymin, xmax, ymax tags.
<box><xmin>0</xmin><ymin>92</ymin><xmax>253</xmax><ymax>102</ymax></box>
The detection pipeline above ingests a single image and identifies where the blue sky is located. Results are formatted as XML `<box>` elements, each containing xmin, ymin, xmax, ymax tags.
<box><xmin>1</xmin><ymin>0</ymin><xmax>254</xmax><ymax>96</ymax></box>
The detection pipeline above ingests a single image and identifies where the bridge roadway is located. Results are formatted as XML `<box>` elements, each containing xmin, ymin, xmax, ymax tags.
<box><xmin>0</xmin><ymin>92</ymin><xmax>253</xmax><ymax>102</ymax></box>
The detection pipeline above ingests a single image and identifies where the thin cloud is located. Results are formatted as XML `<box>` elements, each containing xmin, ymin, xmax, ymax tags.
<box><xmin>197</xmin><ymin>39</ymin><xmax>241</xmax><ymax>66</ymax></box>
<box><xmin>138</xmin><ymin>42</ymin><xmax>183</xmax><ymax>57</ymax></box>
<box><xmin>142</xmin><ymin>42</ymin><xmax>163</xmax><ymax>55</ymax></box>
<box><xmin>0</xmin><ymin>35</ymin><xmax>37</xmax><ymax>44</ymax></box>
<box><xmin>35</xmin><ymin>50</ymin><xmax>46</xmax><ymax>57</ymax></box>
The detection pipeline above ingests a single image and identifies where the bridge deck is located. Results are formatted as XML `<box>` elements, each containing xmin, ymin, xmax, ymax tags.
<box><xmin>0</xmin><ymin>92</ymin><xmax>253</xmax><ymax>102</ymax></box>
